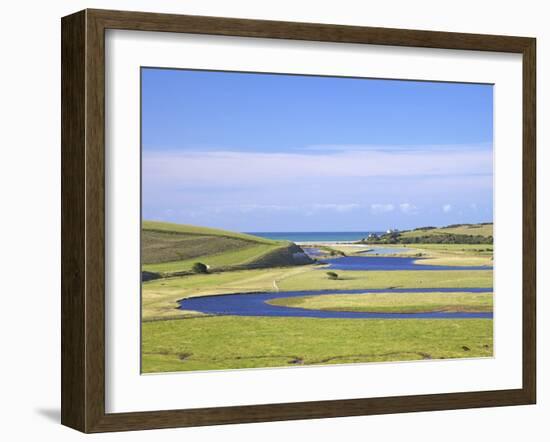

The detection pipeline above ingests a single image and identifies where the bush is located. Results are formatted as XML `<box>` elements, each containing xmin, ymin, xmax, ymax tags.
<box><xmin>192</xmin><ymin>262</ymin><xmax>208</xmax><ymax>274</ymax></box>
<box><xmin>326</xmin><ymin>271</ymin><xmax>339</xmax><ymax>280</ymax></box>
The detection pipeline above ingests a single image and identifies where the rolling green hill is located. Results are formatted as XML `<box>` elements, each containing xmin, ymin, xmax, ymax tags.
<box><xmin>142</xmin><ymin>221</ymin><xmax>312</xmax><ymax>277</ymax></box>
<box><xmin>364</xmin><ymin>223</ymin><xmax>493</xmax><ymax>245</ymax></box>
<box><xmin>400</xmin><ymin>223</ymin><xmax>493</xmax><ymax>238</ymax></box>
<box><xmin>143</xmin><ymin>221</ymin><xmax>280</xmax><ymax>243</ymax></box>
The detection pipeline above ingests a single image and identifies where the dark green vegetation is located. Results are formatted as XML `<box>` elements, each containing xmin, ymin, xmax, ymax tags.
<box><xmin>319</xmin><ymin>246</ymin><xmax>346</xmax><ymax>257</ymax></box>
<box><xmin>142</xmin><ymin>221</ymin><xmax>312</xmax><ymax>276</ymax></box>
<box><xmin>191</xmin><ymin>262</ymin><xmax>208</xmax><ymax>274</ymax></box>
<box><xmin>142</xmin><ymin>316</ymin><xmax>493</xmax><ymax>372</ymax></box>
<box><xmin>326</xmin><ymin>271</ymin><xmax>339</xmax><ymax>280</ymax></box>
<box><xmin>364</xmin><ymin>223</ymin><xmax>493</xmax><ymax>245</ymax></box>
<box><xmin>267</xmin><ymin>292</ymin><xmax>493</xmax><ymax>313</ymax></box>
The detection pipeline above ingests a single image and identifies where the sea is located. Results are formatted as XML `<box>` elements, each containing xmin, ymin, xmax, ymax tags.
<box><xmin>246</xmin><ymin>231</ymin><xmax>383</xmax><ymax>242</ymax></box>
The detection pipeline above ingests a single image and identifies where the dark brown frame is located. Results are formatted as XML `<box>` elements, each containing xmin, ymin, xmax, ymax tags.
<box><xmin>61</xmin><ymin>8</ymin><xmax>536</xmax><ymax>433</ymax></box>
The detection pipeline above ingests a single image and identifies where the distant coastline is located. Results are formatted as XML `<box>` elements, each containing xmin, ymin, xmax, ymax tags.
<box><xmin>247</xmin><ymin>232</ymin><xmax>384</xmax><ymax>243</ymax></box>
<box><xmin>249</xmin><ymin>223</ymin><xmax>493</xmax><ymax>244</ymax></box>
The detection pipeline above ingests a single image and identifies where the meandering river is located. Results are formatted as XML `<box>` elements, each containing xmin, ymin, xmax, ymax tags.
<box><xmin>179</xmin><ymin>287</ymin><xmax>493</xmax><ymax>319</ymax></box>
<box><xmin>305</xmin><ymin>247</ymin><xmax>492</xmax><ymax>271</ymax></box>
<box><xmin>321</xmin><ymin>255</ymin><xmax>492</xmax><ymax>271</ymax></box>
<box><xmin>179</xmin><ymin>250</ymin><xmax>492</xmax><ymax>319</ymax></box>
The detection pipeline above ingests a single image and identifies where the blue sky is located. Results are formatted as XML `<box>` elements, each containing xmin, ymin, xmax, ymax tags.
<box><xmin>142</xmin><ymin>68</ymin><xmax>493</xmax><ymax>232</ymax></box>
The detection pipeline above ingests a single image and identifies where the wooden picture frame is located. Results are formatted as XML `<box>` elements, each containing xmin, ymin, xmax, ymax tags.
<box><xmin>61</xmin><ymin>8</ymin><xmax>536</xmax><ymax>433</ymax></box>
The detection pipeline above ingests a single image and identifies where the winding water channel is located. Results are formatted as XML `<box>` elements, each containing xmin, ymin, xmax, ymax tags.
<box><xmin>321</xmin><ymin>255</ymin><xmax>492</xmax><ymax>271</ymax></box>
<box><xmin>180</xmin><ymin>248</ymin><xmax>492</xmax><ymax>319</ymax></box>
<box><xmin>179</xmin><ymin>288</ymin><xmax>493</xmax><ymax>319</ymax></box>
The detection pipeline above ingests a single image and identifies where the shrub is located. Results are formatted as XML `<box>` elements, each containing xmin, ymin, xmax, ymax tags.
<box><xmin>192</xmin><ymin>262</ymin><xmax>208</xmax><ymax>274</ymax></box>
<box><xmin>326</xmin><ymin>271</ymin><xmax>339</xmax><ymax>280</ymax></box>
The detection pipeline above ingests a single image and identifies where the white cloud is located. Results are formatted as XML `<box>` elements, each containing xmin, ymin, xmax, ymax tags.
<box><xmin>399</xmin><ymin>203</ymin><xmax>418</xmax><ymax>214</ymax></box>
<box><xmin>370</xmin><ymin>203</ymin><xmax>395</xmax><ymax>214</ymax></box>
<box><xmin>142</xmin><ymin>147</ymin><xmax>493</xmax><ymax>226</ymax></box>
<box><xmin>312</xmin><ymin>203</ymin><xmax>361</xmax><ymax>212</ymax></box>
<box><xmin>143</xmin><ymin>147</ymin><xmax>493</xmax><ymax>188</ymax></box>
<box><xmin>442</xmin><ymin>204</ymin><xmax>453</xmax><ymax>213</ymax></box>
<box><xmin>224</xmin><ymin>203</ymin><xmax>362</xmax><ymax>214</ymax></box>
<box><xmin>238</xmin><ymin>204</ymin><xmax>291</xmax><ymax>213</ymax></box>
<box><xmin>304</xmin><ymin>142</ymin><xmax>492</xmax><ymax>153</ymax></box>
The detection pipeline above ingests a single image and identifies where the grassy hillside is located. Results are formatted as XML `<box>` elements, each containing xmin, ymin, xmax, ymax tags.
<box><xmin>142</xmin><ymin>221</ymin><xmax>311</xmax><ymax>276</ymax></box>
<box><xmin>400</xmin><ymin>223</ymin><xmax>493</xmax><ymax>238</ymax></box>
<box><xmin>143</xmin><ymin>221</ymin><xmax>279</xmax><ymax>244</ymax></box>
<box><xmin>365</xmin><ymin>223</ymin><xmax>493</xmax><ymax>245</ymax></box>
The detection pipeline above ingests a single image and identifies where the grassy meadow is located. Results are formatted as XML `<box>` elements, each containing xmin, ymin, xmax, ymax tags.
<box><xmin>267</xmin><ymin>291</ymin><xmax>493</xmax><ymax>313</ymax></box>
<box><xmin>402</xmin><ymin>243</ymin><xmax>493</xmax><ymax>266</ymax></box>
<box><xmin>141</xmin><ymin>221</ymin><xmax>494</xmax><ymax>373</ymax></box>
<box><xmin>142</xmin><ymin>316</ymin><xmax>492</xmax><ymax>373</ymax></box>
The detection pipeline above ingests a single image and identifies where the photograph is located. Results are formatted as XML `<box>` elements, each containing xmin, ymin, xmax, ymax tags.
<box><xmin>140</xmin><ymin>67</ymin><xmax>494</xmax><ymax>374</ymax></box>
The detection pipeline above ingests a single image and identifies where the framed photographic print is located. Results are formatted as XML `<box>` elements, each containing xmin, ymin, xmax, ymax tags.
<box><xmin>61</xmin><ymin>9</ymin><xmax>536</xmax><ymax>433</ymax></box>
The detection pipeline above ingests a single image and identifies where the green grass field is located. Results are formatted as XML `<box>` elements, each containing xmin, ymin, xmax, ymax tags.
<box><xmin>406</xmin><ymin>243</ymin><xmax>493</xmax><ymax>266</ymax></box>
<box><xmin>268</xmin><ymin>291</ymin><xmax>493</xmax><ymax>313</ymax></box>
<box><xmin>142</xmin><ymin>316</ymin><xmax>493</xmax><ymax>372</ymax></box>
<box><xmin>277</xmin><ymin>268</ymin><xmax>493</xmax><ymax>291</ymax></box>
<box><xmin>403</xmin><ymin>244</ymin><xmax>493</xmax><ymax>252</ymax></box>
